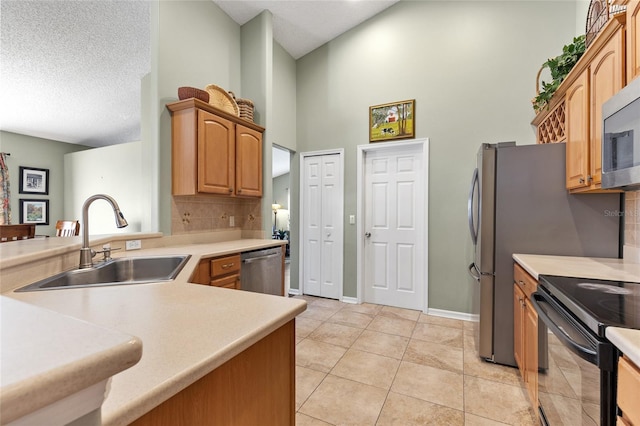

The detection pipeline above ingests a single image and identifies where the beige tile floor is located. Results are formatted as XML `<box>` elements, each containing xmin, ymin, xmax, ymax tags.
<box><xmin>292</xmin><ymin>295</ymin><xmax>538</xmax><ymax>426</ymax></box>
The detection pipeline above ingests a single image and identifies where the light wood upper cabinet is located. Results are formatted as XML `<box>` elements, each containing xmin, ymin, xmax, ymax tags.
<box><xmin>628</xmin><ymin>1</ymin><xmax>640</xmax><ymax>83</ymax></box>
<box><xmin>564</xmin><ymin>16</ymin><xmax>625</xmax><ymax>192</ymax></box>
<box><xmin>198</xmin><ymin>110</ymin><xmax>235</xmax><ymax>195</ymax></box>
<box><xmin>235</xmin><ymin>125</ymin><xmax>263</xmax><ymax>197</ymax></box>
<box><xmin>590</xmin><ymin>28</ymin><xmax>625</xmax><ymax>187</ymax></box>
<box><xmin>566</xmin><ymin>71</ymin><xmax>590</xmax><ymax>190</ymax></box>
<box><xmin>167</xmin><ymin>98</ymin><xmax>264</xmax><ymax>198</ymax></box>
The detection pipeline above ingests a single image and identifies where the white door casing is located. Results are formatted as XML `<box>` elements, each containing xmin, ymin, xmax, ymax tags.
<box><xmin>300</xmin><ymin>150</ymin><xmax>344</xmax><ymax>300</ymax></box>
<box><xmin>357</xmin><ymin>139</ymin><xmax>428</xmax><ymax>312</ymax></box>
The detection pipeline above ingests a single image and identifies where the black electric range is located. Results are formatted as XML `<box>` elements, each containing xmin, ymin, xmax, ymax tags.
<box><xmin>537</xmin><ymin>275</ymin><xmax>640</xmax><ymax>336</ymax></box>
<box><xmin>534</xmin><ymin>274</ymin><xmax>640</xmax><ymax>426</ymax></box>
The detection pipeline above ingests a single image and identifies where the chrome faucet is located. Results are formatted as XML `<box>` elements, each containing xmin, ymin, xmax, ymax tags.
<box><xmin>79</xmin><ymin>194</ymin><xmax>128</xmax><ymax>269</ymax></box>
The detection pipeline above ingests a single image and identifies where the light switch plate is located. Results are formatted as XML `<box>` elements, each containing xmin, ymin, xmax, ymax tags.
<box><xmin>349</xmin><ymin>215</ymin><xmax>355</xmax><ymax>225</ymax></box>
<box><xmin>229</xmin><ymin>216</ymin><xmax>235</xmax><ymax>227</ymax></box>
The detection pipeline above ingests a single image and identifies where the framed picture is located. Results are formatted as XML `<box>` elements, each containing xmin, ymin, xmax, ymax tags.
<box><xmin>369</xmin><ymin>99</ymin><xmax>415</xmax><ymax>142</ymax></box>
<box><xmin>19</xmin><ymin>166</ymin><xmax>49</xmax><ymax>195</ymax></box>
<box><xmin>19</xmin><ymin>199</ymin><xmax>49</xmax><ymax>225</ymax></box>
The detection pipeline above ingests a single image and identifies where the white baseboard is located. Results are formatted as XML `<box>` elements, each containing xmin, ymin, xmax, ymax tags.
<box><xmin>287</xmin><ymin>288</ymin><xmax>300</xmax><ymax>296</ymax></box>
<box><xmin>427</xmin><ymin>308</ymin><xmax>478</xmax><ymax>322</ymax></box>
<box><xmin>341</xmin><ymin>296</ymin><xmax>359</xmax><ymax>304</ymax></box>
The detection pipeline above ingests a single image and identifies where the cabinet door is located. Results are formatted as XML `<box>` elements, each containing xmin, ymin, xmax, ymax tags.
<box><xmin>524</xmin><ymin>298</ymin><xmax>538</xmax><ymax>407</ymax></box>
<box><xmin>198</xmin><ymin>110</ymin><xmax>235</xmax><ymax>195</ymax></box>
<box><xmin>566</xmin><ymin>71</ymin><xmax>590</xmax><ymax>190</ymax></box>
<box><xmin>514</xmin><ymin>284</ymin><xmax>525</xmax><ymax>378</ymax></box>
<box><xmin>235</xmin><ymin>124</ymin><xmax>263</xmax><ymax>197</ymax></box>
<box><xmin>629</xmin><ymin>1</ymin><xmax>640</xmax><ymax>83</ymax></box>
<box><xmin>590</xmin><ymin>29</ymin><xmax>625</xmax><ymax>186</ymax></box>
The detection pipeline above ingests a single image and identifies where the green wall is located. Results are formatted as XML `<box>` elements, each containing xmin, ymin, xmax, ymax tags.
<box><xmin>293</xmin><ymin>1</ymin><xmax>579</xmax><ymax>312</ymax></box>
<box><xmin>0</xmin><ymin>131</ymin><xmax>90</xmax><ymax>236</ymax></box>
<box><xmin>154</xmin><ymin>0</ymin><xmax>242</xmax><ymax>234</ymax></box>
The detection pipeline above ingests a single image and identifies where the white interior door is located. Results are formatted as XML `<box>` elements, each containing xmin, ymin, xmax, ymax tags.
<box><xmin>302</xmin><ymin>153</ymin><xmax>343</xmax><ymax>299</ymax></box>
<box><xmin>363</xmin><ymin>144</ymin><xmax>425</xmax><ymax>310</ymax></box>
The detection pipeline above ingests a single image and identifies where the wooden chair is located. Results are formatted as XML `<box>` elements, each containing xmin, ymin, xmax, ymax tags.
<box><xmin>0</xmin><ymin>224</ymin><xmax>36</xmax><ymax>242</ymax></box>
<box><xmin>55</xmin><ymin>220</ymin><xmax>80</xmax><ymax>237</ymax></box>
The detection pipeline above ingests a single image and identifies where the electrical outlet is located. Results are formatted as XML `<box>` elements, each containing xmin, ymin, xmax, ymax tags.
<box><xmin>229</xmin><ymin>216</ymin><xmax>235</xmax><ymax>227</ymax></box>
<box><xmin>125</xmin><ymin>239</ymin><xmax>142</xmax><ymax>250</ymax></box>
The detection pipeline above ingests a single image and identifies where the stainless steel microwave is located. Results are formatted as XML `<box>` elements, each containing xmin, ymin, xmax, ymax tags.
<box><xmin>602</xmin><ymin>76</ymin><xmax>640</xmax><ymax>190</ymax></box>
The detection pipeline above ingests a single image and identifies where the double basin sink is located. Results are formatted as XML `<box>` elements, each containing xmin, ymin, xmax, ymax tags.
<box><xmin>17</xmin><ymin>255</ymin><xmax>191</xmax><ymax>292</ymax></box>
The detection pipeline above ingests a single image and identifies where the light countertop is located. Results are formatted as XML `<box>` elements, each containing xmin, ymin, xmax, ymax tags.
<box><xmin>513</xmin><ymin>253</ymin><xmax>640</xmax><ymax>371</ymax></box>
<box><xmin>606</xmin><ymin>327</ymin><xmax>640</xmax><ymax>366</ymax></box>
<box><xmin>512</xmin><ymin>254</ymin><xmax>640</xmax><ymax>282</ymax></box>
<box><xmin>2</xmin><ymin>237</ymin><xmax>305</xmax><ymax>425</ymax></box>
<box><xmin>0</xmin><ymin>296</ymin><xmax>143</xmax><ymax>424</ymax></box>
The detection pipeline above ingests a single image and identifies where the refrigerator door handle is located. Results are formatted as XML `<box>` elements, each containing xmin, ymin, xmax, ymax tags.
<box><xmin>468</xmin><ymin>262</ymin><xmax>480</xmax><ymax>281</ymax></box>
<box><xmin>468</xmin><ymin>168</ymin><xmax>479</xmax><ymax>245</ymax></box>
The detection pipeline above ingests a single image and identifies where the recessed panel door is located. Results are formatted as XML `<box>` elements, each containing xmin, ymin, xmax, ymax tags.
<box><xmin>363</xmin><ymin>145</ymin><xmax>424</xmax><ymax>310</ymax></box>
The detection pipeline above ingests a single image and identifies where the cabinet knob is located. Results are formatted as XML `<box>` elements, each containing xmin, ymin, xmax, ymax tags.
<box><xmin>237</xmin><ymin>189</ymin><xmax>242</xmax><ymax>193</ymax></box>
<box><xmin>587</xmin><ymin>175</ymin><xmax>593</xmax><ymax>182</ymax></box>
<box><xmin>579</xmin><ymin>177</ymin><xmax>585</xmax><ymax>184</ymax></box>
<box><xmin>228</xmin><ymin>188</ymin><xmax>233</xmax><ymax>193</ymax></box>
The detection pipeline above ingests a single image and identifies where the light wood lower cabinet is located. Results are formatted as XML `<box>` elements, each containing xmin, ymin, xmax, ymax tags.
<box><xmin>618</xmin><ymin>355</ymin><xmax>640</xmax><ymax>425</ymax></box>
<box><xmin>513</xmin><ymin>263</ymin><xmax>538</xmax><ymax>407</ymax></box>
<box><xmin>191</xmin><ymin>253</ymin><xmax>241</xmax><ymax>290</ymax></box>
<box><xmin>129</xmin><ymin>320</ymin><xmax>295</xmax><ymax>426</ymax></box>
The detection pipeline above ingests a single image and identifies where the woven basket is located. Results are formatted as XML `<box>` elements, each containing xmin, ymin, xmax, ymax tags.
<box><xmin>178</xmin><ymin>86</ymin><xmax>209</xmax><ymax>103</ymax></box>
<box><xmin>205</xmin><ymin>84</ymin><xmax>239</xmax><ymax>116</ymax></box>
<box><xmin>228</xmin><ymin>91</ymin><xmax>254</xmax><ymax>122</ymax></box>
<box><xmin>236</xmin><ymin>98</ymin><xmax>254</xmax><ymax>122</ymax></box>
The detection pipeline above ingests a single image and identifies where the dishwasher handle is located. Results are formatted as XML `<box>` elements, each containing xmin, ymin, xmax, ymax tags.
<box><xmin>242</xmin><ymin>252</ymin><xmax>281</xmax><ymax>264</ymax></box>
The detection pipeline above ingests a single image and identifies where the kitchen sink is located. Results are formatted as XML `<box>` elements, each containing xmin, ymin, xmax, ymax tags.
<box><xmin>16</xmin><ymin>255</ymin><xmax>191</xmax><ymax>292</ymax></box>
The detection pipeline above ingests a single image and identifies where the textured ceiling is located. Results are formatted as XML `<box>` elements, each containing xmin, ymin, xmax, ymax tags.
<box><xmin>0</xmin><ymin>0</ymin><xmax>151</xmax><ymax>147</ymax></box>
<box><xmin>0</xmin><ymin>0</ymin><xmax>397</xmax><ymax>149</ymax></box>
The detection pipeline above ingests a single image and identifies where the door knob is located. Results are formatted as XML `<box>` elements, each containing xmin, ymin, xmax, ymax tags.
<box><xmin>365</xmin><ymin>232</ymin><xmax>371</xmax><ymax>238</ymax></box>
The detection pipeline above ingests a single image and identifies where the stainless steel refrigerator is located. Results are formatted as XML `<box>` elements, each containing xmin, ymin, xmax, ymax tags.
<box><xmin>467</xmin><ymin>142</ymin><xmax>621</xmax><ymax>367</ymax></box>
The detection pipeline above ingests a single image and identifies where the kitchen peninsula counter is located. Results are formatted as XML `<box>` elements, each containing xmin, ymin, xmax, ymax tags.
<box><xmin>1</xmin><ymin>235</ymin><xmax>304</xmax><ymax>425</ymax></box>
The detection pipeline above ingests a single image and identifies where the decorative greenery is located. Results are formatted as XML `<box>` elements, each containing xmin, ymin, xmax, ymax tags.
<box><xmin>532</xmin><ymin>35</ymin><xmax>586</xmax><ymax>113</ymax></box>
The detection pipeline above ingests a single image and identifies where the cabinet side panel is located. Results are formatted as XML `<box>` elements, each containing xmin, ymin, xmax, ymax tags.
<box><xmin>172</xmin><ymin>108</ymin><xmax>198</xmax><ymax>195</ymax></box>
<box><xmin>130</xmin><ymin>320</ymin><xmax>295</xmax><ymax>426</ymax></box>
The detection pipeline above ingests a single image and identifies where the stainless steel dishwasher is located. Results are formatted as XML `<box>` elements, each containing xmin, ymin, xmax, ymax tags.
<box><xmin>240</xmin><ymin>247</ymin><xmax>283</xmax><ymax>296</ymax></box>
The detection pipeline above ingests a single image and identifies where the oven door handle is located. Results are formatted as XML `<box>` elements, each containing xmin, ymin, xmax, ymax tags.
<box><xmin>531</xmin><ymin>292</ymin><xmax>598</xmax><ymax>365</ymax></box>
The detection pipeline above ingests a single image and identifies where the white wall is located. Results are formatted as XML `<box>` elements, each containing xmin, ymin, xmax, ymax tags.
<box><xmin>64</xmin><ymin>141</ymin><xmax>142</xmax><ymax>235</ymax></box>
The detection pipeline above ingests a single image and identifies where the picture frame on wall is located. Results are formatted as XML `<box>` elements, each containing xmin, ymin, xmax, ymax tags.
<box><xmin>19</xmin><ymin>166</ymin><xmax>49</xmax><ymax>195</ymax></box>
<box><xmin>369</xmin><ymin>99</ymin><xmax>415</xmax><ymax>142</ymax></box>
<box><xmin>19</xmin><ymin>199</ymin><xmax>49</xmax><ymax>225</ymax></box>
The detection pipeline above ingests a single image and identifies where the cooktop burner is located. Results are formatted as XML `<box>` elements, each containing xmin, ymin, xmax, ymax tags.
<box><xmin>538</xmin><ymin>275</ymin><xmax>640</xmax><ymax>336</ymax></box>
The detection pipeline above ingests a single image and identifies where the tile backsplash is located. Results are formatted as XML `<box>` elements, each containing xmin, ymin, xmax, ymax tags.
<box><xmin>624</xmin><ymin>190</ymin><xmax>640</xmax><ymax>261</ymax></box>
<box><xmin>172</xmin><ymin>195</ymin><xmax>262</xmax><ymax>235</ymax></box>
